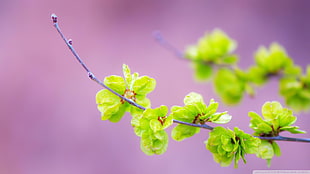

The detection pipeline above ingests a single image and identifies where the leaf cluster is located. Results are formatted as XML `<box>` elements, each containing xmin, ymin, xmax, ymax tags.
<box><xmin>185</xmin><ymin>29</ymin><xmax>310</xmax><ymax>111</ymax></box>
<box><xmin>249</xmin><ymin>101</ymin><xmax>306</xmax><ymax>166</ymax></box>
<box><xmin>185</xmin><ymin>29</ymin><xmax>238</xmax><ymax>81</ymax></box>
<box><xmin>94</xmin><ymin>65</ymin><xmax>308</xmax><ymax>168</ymax></box>
<box><xmin>132</xmin><ymin>106</ymin><xmax>173</xmax><ymax>155</ymax></box>
<box><xmin>52</xmin><ymin>16</ymin><xmax>309</xmax><ymax>169</ymax></box>
<box><xmin>171</xmin><ymin>92</ymin><xmax>231</xmax><ymax>141</ymax></box>
<box><xmin>280</xmin><ymin>66</ymin><xmax>310</xmax><ymax>111</ymax></box>
<box><xmin>96</xmin><ymin>64</ymin><xmax>155</xmax><ymax>122</ymax></box>
<box><xmin>206</xmin><ymin>127</ymin><xmax>260</xmax><ymax>168</ymax></box>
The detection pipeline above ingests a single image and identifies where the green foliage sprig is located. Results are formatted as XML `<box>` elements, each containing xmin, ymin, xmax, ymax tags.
<box><xmin>171</xmin><ymin>92</ymin><xmax>231</xmax><ymax>141</ymax></box>
<box><xmin>155</xmin><ymin>29</ymin><xmax>310</xmax><ymax>111</ymax></box>
<box><xmin>52</xmin><ymin>14</ymin><xmax>310</xmax><ymax>168</ymax></box>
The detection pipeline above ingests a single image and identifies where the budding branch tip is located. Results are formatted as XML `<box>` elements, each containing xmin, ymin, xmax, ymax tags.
<box><xmin>51</xmin><ymin>13</ymin><xmax>58</xmax><ymax>23</ymax></box>
<box><xmin>68</xmin><ymin>39</ymin><xmax>73</xmax><ymax>45</ymax></box>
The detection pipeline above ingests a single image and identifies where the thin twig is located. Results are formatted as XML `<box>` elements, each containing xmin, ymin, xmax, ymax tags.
<box><xmin>51</xmin><ymin>14</ymin><xmax>145</xmax><ymax>110</ymax></box>
<box><xmin>51</xmin><ymin>14</ymin><xmax>310</xmax><ymax>143</ymax></box>
<box><xmin>255</xmin><ymin>136</ymin><xmax>310</xmax><ymax>143</ymax></box>
<box><xmin>153</xmin><ymin>31</ymin><xmax>235</xmax><ymax>69</ymax></box>
<box><xmin>173</xmin><ymin>120</ymin><xmax>214</xmax><ymax>130</ymax></box>
<box><xmin>153</xmin><ymin>31</ymin><xmax>185</xmax><ymax>59</ymax></box>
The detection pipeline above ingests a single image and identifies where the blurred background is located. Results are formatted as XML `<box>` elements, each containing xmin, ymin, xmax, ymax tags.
<box><xmin>1</xmin><ymin>0</ymin><xmax>310</xmax><ymax>173</ymax></box>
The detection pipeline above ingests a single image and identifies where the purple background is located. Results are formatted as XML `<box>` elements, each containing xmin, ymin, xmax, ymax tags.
<box><xmin>1</xmin><ymin>0</ymin><xmax>310</xmax><ymax>173</ymax></box>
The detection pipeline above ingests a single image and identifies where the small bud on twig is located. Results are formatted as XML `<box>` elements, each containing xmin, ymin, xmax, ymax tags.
<box><xmin>68</xmin><ymin>39</ymin><xmax>73</xmax><ymax>45</ymax></box>
<box><xmin>51</xmin><ymin>13</ymin><xmax>58</xmax><ymax>23</ymax></box>
<box><xmin>88</xmin><ymin>72</ymin><xmax>95</xmax><ymax>80</ymax></box>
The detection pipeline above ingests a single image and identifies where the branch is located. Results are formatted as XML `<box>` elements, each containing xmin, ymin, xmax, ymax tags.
<box><xmin>173</xmin><ymin>120</ymin><xmax>214</xmax><ymax>130</ymax></box>
<box><xmin>51</xmin><ymin>14</ymin><xmax>145</xmax><ymax>110</ymax></box>
<box><xmin>51</xmin><ymin>14</ymin><xmax>310</xmax><ymax>143</ymax></box>
<box><xmin>153</xmin><ymin>31</ymin><xmax>235</xmax><ymax>69</ymax></box>
<box><xmin>153</xmin><ymin>31</ymin><xmax>185</xmax><ymax>60</ymax></box>
<box><xmin>255</xmin><ymin>136</ymin><xmax>310</xmax><ymax>143</ymax></box>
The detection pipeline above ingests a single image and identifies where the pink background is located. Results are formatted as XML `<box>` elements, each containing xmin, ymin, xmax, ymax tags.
<box><xmin>1</xmin><ymin>0</ymin><xmax>310</xmax><ymax>173</ymax></box>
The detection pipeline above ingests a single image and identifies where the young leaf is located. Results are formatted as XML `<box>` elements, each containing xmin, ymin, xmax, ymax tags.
<box><xmin>256</xmin><ymin>140</ymin><xmax>274</xmax><ymax>167</ymax></box>
<box><xmin>96</xmin><ymin>89</ymin><xmax>128</xmax><ymax>122</ymax></box>
<box><xmin>255</xmin><ymin>43</ymin><xmax>291</xmax><ymax>74</ymax></box>
<box><xmin>214</xmin><ymin>68</ymin><xmax>245</xmax><ymax>104</ymax></box>
<box><xmin>140</xmin><ymin>130</ymin><xmax>169</xmax><ymax>155</ymax></box>
<box><xmin>171</xmin><ymin>124</ymin><xmax>200</xmax><ymax>141</ymax></box>
<box><xmin>192</xmin><ymin>62</ymin><xmax>213</xmax><ymax>81</ymax></box>
<box><xmin>133</xmin><ymin>76</ymin><xmax>156</xmax><ymax>96</ymax></box>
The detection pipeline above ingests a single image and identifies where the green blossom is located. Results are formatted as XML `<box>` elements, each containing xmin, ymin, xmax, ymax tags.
<box><xmin>214</xmin><ymin>68</ymin><xmax>247</xmax><ymax>104</ymax></box>
<box><xmin>133</xmin><ymin>106</ymin><xmax>173</xmax><ymax>155</ymax></box>
<box><xmin>205</xmin><ymin>127</ymin><xmax>260</xmax><ymax>168</ymax></box>
<box><xmin>185</xmin><ymin>29</ymin><xmax>238</xmax><ymax>81</ymax></box>
<box><xmin>280</xmin><ymin>65</ymin><xmax>310</xmax><ymax>111</ymax></box>
<box><xmin>255</xmin><ymin>43</ymin><xmax>292</xmax><ymax>74</ymax></box>
<box><xmin>249</xmin><ymin>101</ymin><xmax>305</xmax><ymax>136</ymax></box>
<box><xmin>249</xmin><ymin>101</ymin><xmax>305</xmax><ymax>166</ymax></box>
<box><xmin>171</xmin><ymin>92</ymin><xmax>231</xmax><ymax>141</ymax></box>
<box><xmin>256</xmin><ymin>140</ymin><xmax>281</xmax><ymax>167</ymax></box>
<box><xmin>96</xmin><ymin>64</ymin><xmax>156</xmax><ymax>122</ymax></box>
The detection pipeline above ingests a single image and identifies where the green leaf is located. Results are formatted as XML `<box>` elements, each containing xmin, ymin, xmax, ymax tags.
<box><xmin>210</xmin><ymin>112</ymin><xmax>232</xmax><ymax>124</ymax></box>
<box><xmin>257</xmin><ymin>141</ymin><xmax>274</xmax><ymax>159</ymax></box>
<box><xmin>96</xmin><ymin>64</ymin><xmax>156</xmax><ymax>123</ymax></box>
<box><xmin>280</xmin><ymin>66</ymin><xmax>310</xmax><ymax>111</ymax></box>
<box><xmin>104</xmin><ymin>75</ymin><xmax>126</xmax><ymax>94</ymax></box>
<box><xmin>140</xmin><ymin>130</ymin><xmax>168</xmax><ymax>155</ymax></box>
<box><xmin>280</xmin><ymin>77</ymin><xmax>302</xmax><ymax>97</ymax></box>
<box><xmin>255</xmin><ymin>43</ymin><xmax>291</xmax><ymax>74</ymax></box>
<box><xmin>173</xmin><ymin>92</ymin><xmax>231</xmax><ymax>126</ymax></box>
<box><xmin>285</xmin><ymin>93</ymin><xmax>310</xmax><ymax>112</ymax></box>
<box><xmin>96</xmin><ymin>89</ymin><xmax>128</xmax><ymax>122</ymax></box>
<box><xmin>284</xmin><ymin>64</ymin><xmax>302</xmax><ymax>76</ymax></box>
<box><xmin>247</xmin><ymin>66</ymin><xmax>267</xmax><ymax>85</ymax></box>
<box><xmin>184</xmin><ymin>92</ymin><xmax>204</xmax><ymax>105</ymax></box>
<box><xmin>185</xmin><ymin>29</ymin><xmax>239</xmax><ymax>83</ymax></box>
<box><xmin>172</xmin><ymin>93</ymin><xmax>230</xmax><ymax>139</ymax></box>
<box><xmin>131</xmin><ymin>115</ymin><xmax>143</xmax><ymax>136</ymax></box>
<box><xmin>171</xmin><ymin>124</ymin><xmax>200</xmax><ymax>141</ymax></box>
<box><xmin>185</xmin><ymin>45</ymin><xmax>199</xmax><ymax>60</ymax></box>
<box><xmin>150</xmin><ymin>119</ymin><xmax>162</xmax><ymax>132</ymax></box>
<box><xmin>234</xmin><ymin>127</ymin><xmax>260</xmax><ymax>154</ymax></box>
<box><xmin>271</xmin><ymin>142</ymin><xmax>281</xmax><ymax>157</ymax></box>
<box><xmin>250</xmin><ymin>101</ymin><xmax>305</xmax><ymax>136</ymax></box>
<box><xmin>256</xmin><ymin>140</ymin><xmax>274</xmax><ymax>167</ymax></box>
<box><xmin>186</xmin><ymin>29</ymin><xmax>237</xmax><ymax>62</ymax></box>
<box><xmin>214</xmin><ymin>68</ymin><xmax>245</xmax><ymax>104</ymax></box>
<box><xmin>133</xmin><ymin>76</ymin><xmax>156</xmax><ymax>96</ymax></box>
<box><xmin>123</xmin><ymin>64</ymin><xmax>132</xmax><ymax>86</ymax></box>
<box><xmin>222</xmin><ymin>55</ymin><xmax>239</xmax><ymax>64</ymax></box>
<box><xmin>133</xmin><ymin>106</ymin><xmax>171</xmax><ymax>155</ymax></box>
<box><xmin>261</xmin><ymin>101</ymin><xmax>283</xmax><ymax>120</ymax></box>
<box><xmin>138</xmin><ymin>106</ymin><xmax>171</xmax><ymax>132</ymax></box>
<box><xmin>192</xmin><ymin>62</ymin><xmax>213</xmax><ymax>81</ymax></box>
<box><xmin>170</xmin><ymin>106</ymin><xmax>193</xmax><ymax>122</ymax></box>
<box><xmin>277</xmin><ymin>109</ymin><xmax>296</xmax><ymax>127</ymax></box>
<box><xmin>279</xmin><ymin>126</ymin><xmax>306</xmax><ymax>134</ymax></box>
<box><xmin>199</xmin><ymin>29</ymin><xmax>237</xmax><ymax>59</ymax></box>
<box><xmin>108</xmin><ymin>104</ymin><xmax>127</xmax><ymax>122</ymax></box>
